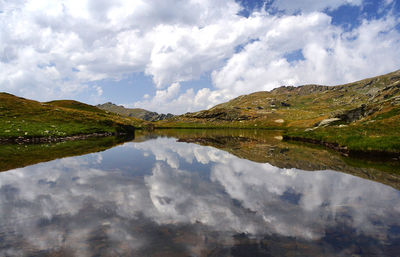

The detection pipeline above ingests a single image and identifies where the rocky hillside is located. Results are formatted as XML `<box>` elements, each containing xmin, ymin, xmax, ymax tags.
<box><xmin>97</xmin><ymin>102</ymin><xmax>174</xmax><ymax>121</ymax></box>
<box><xmin>166</xmin><ymin>70</ymin><xmax>399</xmax><ymax>126</ymax></box>
<box><xmin>158</xmin><ymin>70</ymin><xmax>400</xmax><ymax>154</ymax></box>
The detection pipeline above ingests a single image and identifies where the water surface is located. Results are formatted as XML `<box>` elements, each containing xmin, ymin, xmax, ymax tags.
<box><xmin>0</xmin><ymin>130</ymin><xmax>399</xmax><ymax>256</ymax></box>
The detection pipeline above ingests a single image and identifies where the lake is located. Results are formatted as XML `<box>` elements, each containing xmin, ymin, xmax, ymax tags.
<box><xmin>0</xmin><ymin>129</ymin><xmax>399</xmax><ymax>256</ymax></box>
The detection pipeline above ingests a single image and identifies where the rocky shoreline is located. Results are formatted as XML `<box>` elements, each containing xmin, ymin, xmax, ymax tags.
<box><xmin>0</xmin><ymin>132</ymin><xmax>117</xmax><ymax>144</ymax></box>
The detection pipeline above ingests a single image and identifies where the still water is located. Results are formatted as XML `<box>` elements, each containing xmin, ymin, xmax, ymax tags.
<box><xmin>0</xmin><ymin>130</ymin><xmax>399</xmax><ymax>256</ymax></box>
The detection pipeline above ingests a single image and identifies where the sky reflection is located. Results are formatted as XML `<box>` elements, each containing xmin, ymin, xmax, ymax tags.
<box><xmin>0</xmin><ymin>137</ymin><xmax>399</xmax><ymax>256</ymax></box>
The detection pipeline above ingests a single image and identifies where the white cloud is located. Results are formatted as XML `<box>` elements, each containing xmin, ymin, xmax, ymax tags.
<box><xmin>132</xmin><ymin>84</ymin><xmax>229</xmax><ymax>114</ymax></box>
<box><xmin>0</xmin><ymin>0</ymin><xmax>399</xmax><ymax>113</ymax></box>
<box><xmin>138</xmin><ymin>12</ymin><xmax>400</xmax><ymax>114</ymax></box>
<box><xmin>0</xmin><ymin>0</ymin><xmax>251</xmax><ymax>101</ymax></box>
<box><xmin>145</xmin><ymin>12</ymin><xmax>269</xmax><ymax>88</ymax></box>
<box><xmin>211</xmin><ymin>14</ymin><xmax>400</xmax><ymax>98</ymax></box>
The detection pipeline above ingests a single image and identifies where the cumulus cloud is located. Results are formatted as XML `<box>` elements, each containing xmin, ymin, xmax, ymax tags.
<box><xmin>211</xmin><ymin>13</ymin><xmax>400</xmax><ymax>97</ymax></box>
<box><xmin>0</xmin><ymin>0</ymin><xmax>250</xmax><ymax>101</ymax></box>
<box><xmin>0</xmin><ymin>0</ymin><xmax>399</xmax><ymax>113</ymax></box>
<box><xmin>136</xmin><ymin>11</ymin><xmax>400</xmax><ymax>113</ymax></box>
<box><xmin>132</xmin><ymin>84</ymin><xmax>229</xmax><ymax>114</ymax></box>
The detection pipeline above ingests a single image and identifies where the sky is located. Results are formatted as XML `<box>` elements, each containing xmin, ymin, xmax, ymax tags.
<box><xmin>0</xmin><ymin>0</ymin><xmax>399</xmax><ymax>114</ymax></box>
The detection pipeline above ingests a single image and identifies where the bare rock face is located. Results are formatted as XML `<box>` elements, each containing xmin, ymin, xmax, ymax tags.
<box><xmin>332</xmin><ymin>104</ymin><xmax>379</xmax><ymax>123</ymax></box>
<box><xmin>151</xmin><ymin>113</ymin><xmax>174</xmax><ymax>121</ymax></box>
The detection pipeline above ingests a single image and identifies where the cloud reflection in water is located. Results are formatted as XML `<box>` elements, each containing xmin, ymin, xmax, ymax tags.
<box><xmin>0</xmin><ymin>137</ymin><xmax>399</xmax><ymax>256</ymax></box>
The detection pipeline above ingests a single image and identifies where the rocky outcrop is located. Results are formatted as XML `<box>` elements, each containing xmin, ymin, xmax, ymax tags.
<box><xmin>332</xmin><ymin>104</ymin><xmax>379</xmax><ymax>123</ymax></box>
<box><xmin>133</xmin><ymin>111</ymin><xmax>174</xmax><ymax>121</ymax></box>
<box><xmin>187</xmin><ymin>108</ymin><xmax>251</xmax><ymax>121</ymax></box>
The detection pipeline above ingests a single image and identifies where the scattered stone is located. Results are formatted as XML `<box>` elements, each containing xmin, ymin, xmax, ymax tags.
<box><xmin>274</xmin><ymin>119</ymin><xmax>284</xmax><ymax>123</ymax></box>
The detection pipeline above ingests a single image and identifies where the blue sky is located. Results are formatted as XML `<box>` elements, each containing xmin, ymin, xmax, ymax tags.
<box><xmin>0</xmin><ymin>0</ymin><xmax>400</xmax><ymax>114</ymax></box>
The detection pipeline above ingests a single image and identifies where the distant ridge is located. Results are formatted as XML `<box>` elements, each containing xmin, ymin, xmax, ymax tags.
<box><xmin>97</xmin><ymin>102</ymin><xmax>174</xmax><ymax>121</ymax></box>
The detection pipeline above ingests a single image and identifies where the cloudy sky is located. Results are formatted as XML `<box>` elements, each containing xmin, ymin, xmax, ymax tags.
<box><xmin>1</xmin><ymin>0</ymin><xmax>399</xmax><ymax>114</ymax></box>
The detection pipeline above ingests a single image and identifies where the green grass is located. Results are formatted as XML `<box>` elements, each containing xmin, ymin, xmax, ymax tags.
<box><xmin>374</xmin><ymin>108</ymin><xmax>400</xmax><ymax>120</ymax></box>
<box><xmin>46</xmin><ymin>100</ymin><xmax>106</xmax><ymax>113</ymax></box>
<box><xmin>0</xmin><ymin>92</ymin><xmax>149</xmax><ymax>140</ymax></box>
<box><xmin>284</xmin><ymin>114</ymin><xmax>400</xmax><ymax>153</ymax></box>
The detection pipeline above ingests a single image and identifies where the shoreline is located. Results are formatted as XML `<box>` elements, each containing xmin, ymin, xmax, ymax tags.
<box><xmin>1</xmin><ymin>128</ymin><xmax>399</xmax><ymax>160</ymax></box>
<box><xmin>0</xmin><ymin>132</ymin><xmax>118</xmax><ymax>144</ymax></box>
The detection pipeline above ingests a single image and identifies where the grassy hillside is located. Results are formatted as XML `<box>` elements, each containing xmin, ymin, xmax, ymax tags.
<box><xmin>157</xmin><ymin>70</ymin><xmax>400</xmax><ymax>154</ymax></box>
<box><xmin>46</xmin><ymin>100</ymin><xmax>106</xmax><ymax>113</ymax></box>
<box><xmin>0</xmin><ymin>93</ymin><xmax>149</xmax><ymax>141</ymax></box>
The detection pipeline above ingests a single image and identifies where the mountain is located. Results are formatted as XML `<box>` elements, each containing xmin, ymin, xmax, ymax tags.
<box><xmin>158</xmin><ymin>70</ymin><xmax>400</xmax><ymax>155</ymax></box>
<box><xmin>97</xmin><ymin>102</ymin><xmax>174</xmax><ymax>121</ymax></box>
<box><xmin>0</xmin><ymin>93</ymin><xmax>149</xmax><ymax>143</ymax></box>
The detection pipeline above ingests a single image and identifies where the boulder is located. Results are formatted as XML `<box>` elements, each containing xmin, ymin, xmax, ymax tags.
<box><xmin>316</xmin><ymin>118</ymin><xmax>341</xmax><ymax>127</ymax></box>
